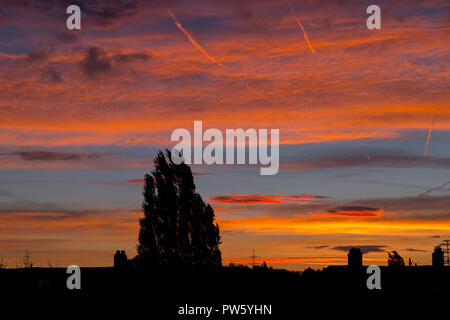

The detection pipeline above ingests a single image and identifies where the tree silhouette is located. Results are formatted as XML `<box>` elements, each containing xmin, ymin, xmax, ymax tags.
<box><xmin>137</xmin><ymin>150</ymin><xmax>221</xmax><ymax>265</ymax></box>
<box><xmin>387</xmin><ymin>250</ymin><xmax>404</xmax><ymax>267</ymax></box>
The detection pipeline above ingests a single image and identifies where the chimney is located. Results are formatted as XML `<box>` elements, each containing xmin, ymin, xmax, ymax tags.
<box><xmin>348</xmin><ymin>247</ymin><xmax>363</xmax><ymax>271</ymax></box>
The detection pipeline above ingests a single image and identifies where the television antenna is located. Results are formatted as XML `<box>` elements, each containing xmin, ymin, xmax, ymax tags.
<box><xmin>249</xmin><ymin>249</ymin><xmax>261</xmax><ymax>268</ymax></box>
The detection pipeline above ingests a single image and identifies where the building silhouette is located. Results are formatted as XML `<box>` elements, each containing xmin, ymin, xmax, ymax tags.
<box><xmin>114</xmin><ymin>250</ymin><xmax>128</xmax><ymax>269</ymax></box>
<box><xmin>347</xmin><ymin>247</ymin><xmax>363</xmax><ymax>270</ymax></box>
<box><xmin>432</xmin><ymin>246</ymin><xmax>444</xmax><ymax>268</ymax></box>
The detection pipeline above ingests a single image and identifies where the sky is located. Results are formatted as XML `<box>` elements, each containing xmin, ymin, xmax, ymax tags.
<box><xmin>0</xmin><ymin>0</ymin><xmax>449</xmax><ymax>270</ymax></box>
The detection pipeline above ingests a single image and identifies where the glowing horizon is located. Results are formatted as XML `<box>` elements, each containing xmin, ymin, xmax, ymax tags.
<box><xmin>0</xmin><ymin>0</ymin><xmax>448</xmax><ymax>271</ymax></box>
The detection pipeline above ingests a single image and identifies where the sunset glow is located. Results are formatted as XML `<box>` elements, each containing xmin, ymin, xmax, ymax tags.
<box><xmin>0</xmin><ymin>0</ymin><xmax>449</xmax><ymax>271</ymax></box>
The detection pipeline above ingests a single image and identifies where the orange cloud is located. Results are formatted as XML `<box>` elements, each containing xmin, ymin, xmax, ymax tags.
<box><xmin>124</xmin><ymin>179</ymin><xmax>145</xmax><ymax>184</ymax></box>
<box><xmin>0</xmin><ymin>1</ymin><xmax>448</xmax><ymax>148</ymax></box>
<box><xmin>208</xmin><ymin>194</ymin><xmax>328</xmax><ymax>205</ymax></box>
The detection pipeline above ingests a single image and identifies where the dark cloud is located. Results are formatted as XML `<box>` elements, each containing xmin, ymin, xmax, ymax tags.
<box><xmin>429</xmin><ymin>235</ymin><xmax>440</xmax><ymax>238</ymax></box>
<box><xmin>405</xmin><ymin>248</ymin><xmax>426</xmax><ymax>252</ymax></box>
<box><xmin>331</xmin><ymin>245</ymin><xmax>387</xmax><ymax>254</ymax></box>
<box><xmin>308</xmin><ymin>245</ymin><xmax>329</xmax><ymax>250</ymax></box>
<box><xmin>112</xmin><ymin>52</ymin><xmax>150</xmax><ymax>64</ymax></box>
<box><xmin>1</xmin><ymin>150</ymin><xmax>102</xmax><ymax>161</ymax></box>
<box><xmin>325</xmin><ymin>206</ymin><xmax>382</xmax><ymax>217</ymax></box>
<box><xmin>80</xmin><ymin>47</ymin><xmax>112</xmax><ymax>78</ymax></box>
<box><xmin>25</xmin><ymin>50</ymin><xmax>49</xmax><ymax>64</ymax></box>
<box><xmin>4</xmin><ymin>0</ymin><xmax>142</xmax><ymax>28</ymax></box>
<box><xmin>55</xmin><ymin>32</ymin><xmax>79</xmax><ymax>44</ymax></box>
<box><xmin>40</xmin><ymin>67</ymin><xmax>63</xmax><ymax>83</ymax></box>
<box><xmin>79</xmin><ymin>0</ymin><xmax>141</xmax><ymax>27</ymax></box>
<box><xmin>80</xmin><ymin>47</ymin><xmax>151</xmax><ymax>78</ymax></box>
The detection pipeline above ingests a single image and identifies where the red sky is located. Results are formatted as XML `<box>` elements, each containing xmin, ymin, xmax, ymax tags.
<box><xmin>0</xmin><ymin>0</ymin><xmax>449</xmax><ymax>270</ymax></box>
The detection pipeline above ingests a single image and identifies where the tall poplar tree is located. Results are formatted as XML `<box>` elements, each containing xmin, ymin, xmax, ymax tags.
<box><xmin>137</xmin><ymin>150</ymin><xmax>221</xmax><ymax>265</ymax></box>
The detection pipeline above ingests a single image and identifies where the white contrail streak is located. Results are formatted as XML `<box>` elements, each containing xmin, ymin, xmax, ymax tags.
<box><xmin>288</xmin><ymin>3</ymin><xmax>316</xmax><ymax>54</ymax></box>
<box><xmin>168</xmin><ymin>10</ymin><xmax>219</xmax><ymax>64</ymax></box>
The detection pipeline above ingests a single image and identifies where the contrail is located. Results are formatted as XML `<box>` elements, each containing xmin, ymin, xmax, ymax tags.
<box><xmin>418</xmin><ymin>180</ymin><xmax>450</xmax><ymax>197</ymax></box>
<box><xmin>168</xmin><ymin>10</ymin><xmax>219</xmax><ymax>64</ymax></box>
<box><xmin>288</xmin><ymin>3</ymin><xmax>316</xmax><ymax>54</ymax></box>
<box><xmin>424</xmin><ymin>120</ymin><xmax>435</xmax><ymax>157</ymax></box>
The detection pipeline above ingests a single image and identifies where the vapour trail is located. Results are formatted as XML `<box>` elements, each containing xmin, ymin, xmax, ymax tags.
<box><xmin>418</xmin><ymin>181</ymin><xmax>450</xmax><ymax>197</ymax></box>
<box><xmin>288</xmin><ymin>3</ymin><xmax>316</xmax><ymax>54</ymax></box>
<box><xmin>424</xmin><ymin>120</ymin><xmax>435</xmax><ymax>157</ymax></box>
<box><xmin>168</xmin><ymin>10</ymin><xmax>219</xmax><ymax>64</ymax></box>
